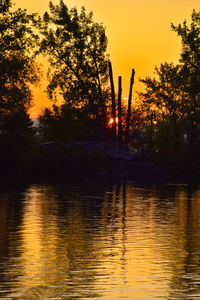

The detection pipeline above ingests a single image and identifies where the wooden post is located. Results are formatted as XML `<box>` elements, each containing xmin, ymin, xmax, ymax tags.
<box><xmin>125</xmin><ymin>69</ymin><xmax>135</xmax><ymax>149</ymax></box>
<box><xmin>150</xmin><ymin>112</ymin><xmax>153</xmax><ymax>151</ymax></box>
<box><xmin>118</xmin><ymin>76</ymin><xmax>123</xmax><ymax>148</ymax></box>
<box><xmin>108</xmin><ymin>61</ymin><xmax>116</xmax><ymax>143</ymax></box>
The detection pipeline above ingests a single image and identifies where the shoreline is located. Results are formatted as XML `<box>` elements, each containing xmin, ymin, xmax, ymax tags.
<box><xmin>1</xmin><ymin>154</ymin><xmax>200</xmax><ymax>185</ymax></box>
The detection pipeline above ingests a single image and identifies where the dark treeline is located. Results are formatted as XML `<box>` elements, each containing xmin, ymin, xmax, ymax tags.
<box><xmin>0</xmin><ymin>0</ymin><xmax>200</xmax><ymax>181</ymax></box>
<box><xmin>137</xmin><ymin>10</ymin><xmax>200</xmax><ymax>174</ymax></box>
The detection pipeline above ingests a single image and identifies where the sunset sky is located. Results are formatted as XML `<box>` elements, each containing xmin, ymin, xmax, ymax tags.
<box><xmin>14</xmin><ymin>0</ymin><xmax>199</xmax><ymax>117</ymax></box>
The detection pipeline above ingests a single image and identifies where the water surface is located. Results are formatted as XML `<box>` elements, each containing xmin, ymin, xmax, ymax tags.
<box><xmin>0</xmin><ymin>181</ymin><xmax>200</xmax><ymax>299</ymax></box>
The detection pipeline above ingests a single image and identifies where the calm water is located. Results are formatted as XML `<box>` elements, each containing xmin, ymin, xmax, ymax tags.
<box><xmin>0</xmin><ymin>181</ymin><xmax>200</xmax><ymax>299</ymax></box>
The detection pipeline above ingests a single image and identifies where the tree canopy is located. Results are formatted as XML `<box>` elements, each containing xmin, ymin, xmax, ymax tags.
<box><xmin>139</xmin><ymin>10</ymin><xmax>200</xmax><ymax>147</ymax></box>
<box><xmin>0</xmin><ymin>0</ymin><xmax>39</xmax><ymax>118</ymax></box>
<box><xmin>0</xmin><ymin>0</ymin><xmax>40</xmax><ymax>177</ymax></box>
<box><xmin>171</xmin><ymin>10</ymin><xmax>200</xmax><ymax>99</ymax></box>
<box><xmin>39</xmin><ymin>0</ymin><xmax>109</xmax><ymax>120</ymax></box>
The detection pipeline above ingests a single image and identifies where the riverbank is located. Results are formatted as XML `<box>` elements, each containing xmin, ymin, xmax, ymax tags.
<box><xmin>1</xmin><ymin>145</ymin><xmax>200</xmax><ymax>184</ymax></box>
<box><xmin>32</xmin><ymin>156</ymin><xmax>200</xmax><ymax>185</ymax></box>
<box><xmin>108</xmin><ymin>155</ymin><xmax>200</xmax><ymax>184</ymax></box>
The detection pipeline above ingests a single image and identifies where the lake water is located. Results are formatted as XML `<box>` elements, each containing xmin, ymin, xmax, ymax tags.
<box><xmin>0</xmin><ymin>181</ymin><xmax>200</xmax><ymax>299</ymax></box>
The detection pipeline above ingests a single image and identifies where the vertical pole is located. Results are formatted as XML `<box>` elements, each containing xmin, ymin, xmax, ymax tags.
<box><xmin>125</xmin><ymin>69</ymin><xmax>135</xmax><ymax>149</ymax></box>
<box><xmin>150</xmin><ymin>112</ymin><xmax>153</xmax><ymax>151</ymax></box>
<box><xmin>108</xmin><ymin>61</ymin><xmax>116</xmax><ymax>144</ymax></box>
<box><xmin>118</xmin><ymin>76</ymin><xmax>123</xmax><ymax>149</ymax></box>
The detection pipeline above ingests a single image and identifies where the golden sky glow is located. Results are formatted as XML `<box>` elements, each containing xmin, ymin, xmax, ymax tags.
<box><xmin>14</xmin><ymin>0</ymin><xmax>200</xmax><ymax>117</ymax></box>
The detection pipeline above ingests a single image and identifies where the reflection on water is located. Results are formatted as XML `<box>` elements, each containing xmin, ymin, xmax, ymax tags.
<box><xmin>0</xmin><ymin>182</ymin><xmax>200</xmax><ymax>299</ymax></box>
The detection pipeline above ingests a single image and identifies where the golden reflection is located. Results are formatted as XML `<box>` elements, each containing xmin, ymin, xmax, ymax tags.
<box><xmin>15</xmin><ymin>186</ymin><xmax>61</xmax><ymax>294</ymax></box>
<box><xmin>97</xmin><ymin>182</ymin><xmax>170</xmax><ymax>299</ymax></box>
<box><xmin>2</xmin><ymin>183</ymin><xmax>200</xmax><ymax>299</ymax></box>
<box><xmin>8</xmin><ymin>185</ymin><xmax>105</xmax><ymax>298</ymax></box>
<box><xmin>149</xmin><ymin>197</ymin><xmax>154</xmax><ymax>233</ymax></box>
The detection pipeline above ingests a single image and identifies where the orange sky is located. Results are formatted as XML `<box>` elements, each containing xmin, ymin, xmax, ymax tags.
<box><xmin>14</xmin><ymin>0</ymin><xmax>200</xmax><ymax>117</ymax></box>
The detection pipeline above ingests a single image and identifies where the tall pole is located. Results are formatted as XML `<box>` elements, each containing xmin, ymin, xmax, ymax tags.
<box><xmin>118</xmin><ymin>76</ymin><xmax>123</xmax><ymax>148</ymax></box>
<box><xmin>150</xmin><ymin>112</ymin><xmax>153</xmax><ymax>151</ymax></box>
<box><xmin>125</xmin><ymin>69</ymin><xmax>135</xmax><ymax>149</ymax></box>
<box><xmin>108</xmin><ymin>61</ymin><xmax>116</xmax><ymax>144</ymax></box>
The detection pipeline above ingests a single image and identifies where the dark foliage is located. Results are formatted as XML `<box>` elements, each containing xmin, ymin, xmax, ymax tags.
<box><xmin>39</xmin><ymin>0</ymin><xmax>110</xmax><ymax>121</ymax></box>
<box><xmin>138</xmin><ymin>10</ymin><xmax>200</xmax><ymax>155</ymax></box>
<box><xmin>0</xmin><ymin>0</ymin><xmax>40</xmax><ymax>178</ymax></box>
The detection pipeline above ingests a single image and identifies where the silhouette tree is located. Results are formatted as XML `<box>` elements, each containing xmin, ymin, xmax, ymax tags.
<box><xmin>39</xmin><ymin>104</ymin><xmax>84</xmax><ymax>142</ymax></box>
<box><xmin>138</xmin><ymin>63</ymin><xmax>189</xmax><ymax>152</ymax></box>
<box><xmin>171</xmin><ymin>9</ymin><xmax>200</xmax><ymax>144</ymax></box>
<box><xmin>139</xmin><ymin>10</ymin><xmax>200</xmax><ymax>151</ymax></box>
<box><xmin>139</xmin><ymin>63</ymin><xmax>187</xmax><ymax>122</ymax></box>
<box><xmin>0</xmin><ymin>0</ymin><xmax>39</xmax><ymax>130</ymax></box>
<box><xmin>39</xmin><ymin>0</ymin><xmax>109</xmax><ymax>123</ymax></box>
<box><xmin>0</xmin><ymin>0</ymin><xmax>40</xmax><ymax>177</ymax></box>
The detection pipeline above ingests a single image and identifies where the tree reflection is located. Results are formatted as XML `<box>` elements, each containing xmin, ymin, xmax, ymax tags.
<box><xmin>1</xmin><ymin>183</ymin><xmax>200</xmax><ymax>298</ymax></box>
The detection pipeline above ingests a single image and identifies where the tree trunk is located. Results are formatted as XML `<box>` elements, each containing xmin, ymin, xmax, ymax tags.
<box><xmin>108</xmin><ymin>61</ymin><xmax>116</xmax><ymax>144</ymax></box>
<box><xmin>150</xmin><ymin>112</ymin><xmax>153</xmax><ymax>152</ymax></box>
<box><xmin>125</xmin><ymin>69</ymin><xmax>135</xmax><ymax>149</ymax></box>
<box><xmin>118</xmin><ymin>76</ymin><xmax>123</xmax><ymax>148</ymax></box>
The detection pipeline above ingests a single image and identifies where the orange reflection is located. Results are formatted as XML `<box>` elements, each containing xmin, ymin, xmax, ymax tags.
<box><xmin>3</xmin><ymin>183</ymin><xmax>200</xmax><ymax>299</ymax></box>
